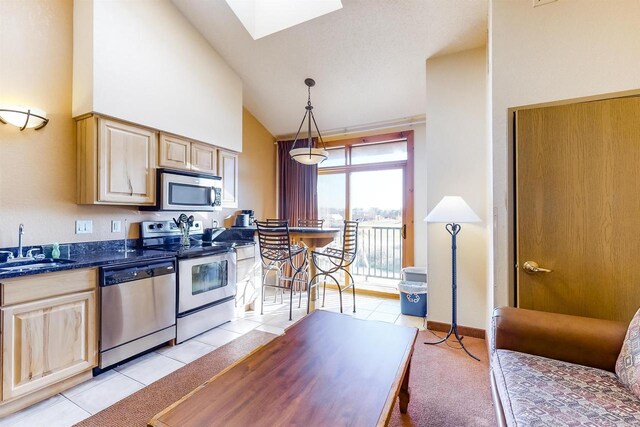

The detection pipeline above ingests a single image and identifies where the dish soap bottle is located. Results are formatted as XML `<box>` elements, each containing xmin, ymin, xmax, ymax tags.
<box><xmin>51</xmin><ymin>243</ymin><xmax>60</xmax><ymax>259</ymax></box>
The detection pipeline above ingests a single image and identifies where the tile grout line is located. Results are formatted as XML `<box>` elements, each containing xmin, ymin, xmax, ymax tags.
<box><xmin>60</xmin><ymin>395</ymin><xmax>92</xmax><ymax>418</ymax></box>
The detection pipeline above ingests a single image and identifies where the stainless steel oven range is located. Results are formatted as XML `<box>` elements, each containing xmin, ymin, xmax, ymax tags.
<box><xmin>140</xmin><ymin>220</ymin><xmax>237</xmax><ymax>343</ymax></box>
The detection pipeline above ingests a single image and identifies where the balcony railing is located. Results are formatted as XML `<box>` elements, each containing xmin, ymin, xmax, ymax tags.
<box><xmin>353</xmin><ymin>226</ymin><xmax>402</xmax><ymax>280</ymax></box>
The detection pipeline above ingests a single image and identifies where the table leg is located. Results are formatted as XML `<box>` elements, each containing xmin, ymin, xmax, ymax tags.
<box><xmin>307</xmin><ymin>246</ymin><xmax>317</xmax><ymax>312</ymax></box>
<box><xmin>399</xmin><ymin>360</ymin><xmax>411</xmax><ymax>413</ymax></box>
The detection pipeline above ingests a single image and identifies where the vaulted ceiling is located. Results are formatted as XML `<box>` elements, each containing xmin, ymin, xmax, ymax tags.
<box><xmin>172</xmin><ymin>0</ymin><xmax>488</xmax><ymax>137</ymax></box>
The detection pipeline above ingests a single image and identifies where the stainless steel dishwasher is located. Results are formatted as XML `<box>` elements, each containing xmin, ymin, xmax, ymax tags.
<box><xmin>99</xmin><ymin>258</ymin><xmax>176</xmax><ymax>369</ymax></box>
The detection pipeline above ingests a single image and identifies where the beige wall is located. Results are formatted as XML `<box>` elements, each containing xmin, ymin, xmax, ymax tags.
<box><xmin>0</xmin><ymin>0</ymin><xmax>273</xmax><ymax>249</ymax></box>
<box><xmin>73</xmin><ymin>0</ymin><xmax>243</xmax><ymax>152</ymax></box>
<box><xmin>426</xmin><ymin>47</ymin><xmax>488</xmax><ymax>329</ymax></box>
<box><xmin>238</xmin><ymin>108</ymin><xmax>277</xmax><ymax>221</ymax></box>
<box><xmin>489</xmin><ymin>0</ymin><xmax>640</xmax><ymax>313</ymax></box>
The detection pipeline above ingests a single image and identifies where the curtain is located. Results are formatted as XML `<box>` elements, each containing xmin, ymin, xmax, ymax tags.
<box><xmin>277</xmin><ymin>139</ymin><xmax>318</xmax><ymax>225</ymax></box>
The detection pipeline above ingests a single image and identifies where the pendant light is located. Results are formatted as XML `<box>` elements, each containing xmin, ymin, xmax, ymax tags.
<box><xmin>289</xmin><ymin>78</ymin><xmax>329</xmax><ymax>165</ymax></box>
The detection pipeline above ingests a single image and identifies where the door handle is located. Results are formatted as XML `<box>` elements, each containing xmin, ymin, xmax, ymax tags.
<box><xmin>523</xmin><ymin>261</ymin><xmax>552</xmax><ymax>274</ymax></box>
<box><xmin>401</xmin><ymin>224</ymin><xmax>406</xmax><ymax>240</ymax></box>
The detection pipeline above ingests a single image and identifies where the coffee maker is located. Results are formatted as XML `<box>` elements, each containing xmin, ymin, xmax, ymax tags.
<box><xmin>234</xmin><ymin>209</ymin><xmax>255</xmax><ymax>227</ymax></box>
<box><xmin>242</xmin><ymin>209</ymin><xmax>255</xmax><ymax>226</ymax></box>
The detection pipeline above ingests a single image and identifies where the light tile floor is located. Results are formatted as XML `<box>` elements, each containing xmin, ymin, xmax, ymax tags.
<box><xmin>0</xmin><ymin>289</ymin><xmax>425</xmax><ymax>426</ymax></box>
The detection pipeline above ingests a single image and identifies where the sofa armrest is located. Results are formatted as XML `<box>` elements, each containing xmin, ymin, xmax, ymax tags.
<box><xmin>492</xmin><ymin>307</ymin><xmax>627</xmax><ymax>372</ymax></box>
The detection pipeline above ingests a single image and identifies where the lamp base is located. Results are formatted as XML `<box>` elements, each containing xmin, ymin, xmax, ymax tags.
<box><xmin>424</xmin><ymin>222</ymin><xmax>480</xmax><ymax>361</ymax></box>
<box><xmin>425</xmin><ymin>323</ymin><xmax>480</xmax><ymax>361</ymax></box>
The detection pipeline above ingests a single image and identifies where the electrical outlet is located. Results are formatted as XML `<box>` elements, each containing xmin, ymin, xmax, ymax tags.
<box><xmin>533</xmin><ymin>0</ymin><xmax>557</xmax><ymax>7</ymax></box>
<box><xmin>75</xmin><ymin>220</ymin><xmax>93</xmax><ymax>234</ymax></box>
<box><xmin>111</xmin><ymin>220</ymin><xmax>122</xmax><ymax>233</ymax></box>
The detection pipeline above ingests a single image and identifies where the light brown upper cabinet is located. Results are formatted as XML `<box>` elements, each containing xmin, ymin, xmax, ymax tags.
<box><xmin>159</xmin><ymin>133</ymin><xmax>191</xmax><ymax>170</ymax></box>
<box><xmin>191</xmin><ymin>142</ymin><xmax>217</xmax><ymax>174</ymax></box>
<box><xmin>218</xmin><ymin>149</ymin><xmax>239</xmax><ymax>208</ymax></box>
<box><xmin>77</xmin><ymin>116</ymin><xmax>157</xmax><ymax>205</ymax></box>
<box><xmin>158</xmin><ymin>133</ymin><xmax>217</xmax><ymax>175</ymax></box>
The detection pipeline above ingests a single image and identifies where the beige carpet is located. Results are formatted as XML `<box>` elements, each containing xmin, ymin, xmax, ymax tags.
<box><xmin>390</xmin><ymin>331</ymin><xmax>495</xmax><ymax>426</ymax></box>
<box><xmin>76</xmin><ymin>329</ymin><xmax>495</xmax><ymax>427</ymax></box>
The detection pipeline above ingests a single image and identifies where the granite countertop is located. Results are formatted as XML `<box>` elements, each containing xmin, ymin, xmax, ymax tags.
<box><xmin>0</xmin><ymin>232</ymin><xmax>260</xmax><ymax>281</ymax></box>
<box><xmin>0</xmin><ymin>246</ymin><xmax>177</xmax><ymax>280</ymax></box>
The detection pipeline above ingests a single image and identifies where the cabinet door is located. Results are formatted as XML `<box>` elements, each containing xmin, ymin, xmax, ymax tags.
<box><xmin>2</xmin><ymin>291</ymin><xmax>97</xmax><ymax>400</ymax></box>
<box><xmin>191</xmin><ymin>142</ymin><xmax>217</xmax><ymax>174</ymax></box>
<box><xmin>98</xmin><ymin>118</ymin><xmax>157</xmax><ymax>204</ymax></box>
<box><xmin>218</xmin><ymin>150</ymin><xmax>238</xmax><ymax>208</ymax></box>
<box><xmin>159</xmin><ymin>133</ymin><xmax>190</xmax><ymax>170</ymax></box>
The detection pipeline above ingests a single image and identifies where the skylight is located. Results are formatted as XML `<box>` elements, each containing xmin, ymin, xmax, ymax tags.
<box><xmin>225</xmin><ymin>0</ymin><xmax>343</xmax><ymax>40</ymax></box>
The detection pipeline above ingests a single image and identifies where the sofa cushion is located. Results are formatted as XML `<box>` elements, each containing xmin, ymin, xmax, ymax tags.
<box><xmin>616</xmin><ymin>308</ymin><xmax>640</xmax><ymax>399</ymax></box>
<box><xmin>493</xmin><ymin>349</ymin><xmax>640</xmax><ymax>426</ymax></box>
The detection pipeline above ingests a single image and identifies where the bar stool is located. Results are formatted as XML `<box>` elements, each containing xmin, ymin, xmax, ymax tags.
<box><xmin>255</xmin><ymin>220</ymin><xmax>308</xmax><ymax>321</ymax></box>
<box><xmin>297</xmin><ymin>218</ymin><xmax>324</xmax><ymax>228</ymax></box>
<box><xmin>310</xmin><ymin>220</ymin><xmax>359</xmax><ymax>313</ymax></box>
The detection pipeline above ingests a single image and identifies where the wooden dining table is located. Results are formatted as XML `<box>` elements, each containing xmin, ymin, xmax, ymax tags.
<box><xmin>148</xmin><ymin>310</ymin><xmax>418</xmax><ymax>427</ymax></box>
<box><xmin>287</xmin><ymin>227</ymin><xmax>341</xmax><ymax>311</ymax></box>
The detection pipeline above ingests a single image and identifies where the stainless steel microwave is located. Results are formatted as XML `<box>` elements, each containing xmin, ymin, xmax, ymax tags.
<box><xmin>143</xmin><ymin>169</ymin><xmax>222</xmax><ymax>211</ymax></box>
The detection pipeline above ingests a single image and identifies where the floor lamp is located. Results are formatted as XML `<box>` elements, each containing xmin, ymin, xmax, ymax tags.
<box><xmin>425</xmin><ymin>196</ymin><xmax>480</xmax><ymax>361</ymax></box>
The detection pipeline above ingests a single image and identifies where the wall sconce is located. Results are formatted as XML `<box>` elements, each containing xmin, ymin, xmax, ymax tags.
<box><xmin>0</xmin><ymin>105</ymin><xmax>49</xmax><ymax>130</ymax></box>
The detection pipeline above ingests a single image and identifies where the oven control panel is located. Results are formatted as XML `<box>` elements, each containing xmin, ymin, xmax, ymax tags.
<box><xmin>140</xmin><ymin>220</ymin><xmax>203</xmax><ymax>238</ymax></box>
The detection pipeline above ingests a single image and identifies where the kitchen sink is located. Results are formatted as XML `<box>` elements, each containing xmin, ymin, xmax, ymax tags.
<box><xmin>0</xmin><ymin>258</ymin><xmax>76</xmax><ymax>272</ymax></box>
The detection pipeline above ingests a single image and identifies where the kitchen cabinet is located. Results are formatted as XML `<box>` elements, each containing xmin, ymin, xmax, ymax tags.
<box><xmin>0</xmin><ymin>268</ymin><xmax>97</xmax><ymax>416</ymax></box>
<box><xmin>159</xmin><ymin>133</ymin><xmax>191</xmax><ymax>170</ymax></box>
<box><xmin>159</xmin><ymin>133</ymin><xmax>217</xmax><ymax>174</ymax></box>
<box><xmin>77</xmin><ymin>116</ymin><xmax>157</xmax><ymax>205</ymax></box>
<box><xmin>191</xmin><ymin>142</ymin><xmax>217</xmax><ymax>174</ymax></box>
<box><xmin>235</xmin><ymin>244</ymin><xmax>259</xmax><ymax>310</ymax></box>
<box><xmin>218</xmin><ymin>149</ymin><xmax>239</xmax><ymax>208</ymax></box>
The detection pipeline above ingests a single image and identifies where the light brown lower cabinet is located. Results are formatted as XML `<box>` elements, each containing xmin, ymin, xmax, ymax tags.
<box><xmin>236</xmin><ymin>245</ymin><xmax>258</xmax><ymax>309</ymax></box>
<box><xmin>0</xmin><ymin>269</ymin><xmax>98</xmax><ymax>416</ymax></box>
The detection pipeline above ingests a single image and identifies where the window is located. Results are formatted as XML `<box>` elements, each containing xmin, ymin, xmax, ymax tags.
<box><xmin>316</xmin><ymin>132</ymin><xmax>414</xmax><ymax>291</ymax></box>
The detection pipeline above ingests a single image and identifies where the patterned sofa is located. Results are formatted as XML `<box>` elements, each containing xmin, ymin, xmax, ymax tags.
<box><xmin>490</xmin><ymin>307</ymin><xmax>640</xmax><ymax>426</ymax></box>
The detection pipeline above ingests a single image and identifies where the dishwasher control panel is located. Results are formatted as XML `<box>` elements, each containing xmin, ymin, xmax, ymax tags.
<box><xmin>101</xmin><ymin>259</ymin><xmax>176</xmax><ymax>286</ymax></box>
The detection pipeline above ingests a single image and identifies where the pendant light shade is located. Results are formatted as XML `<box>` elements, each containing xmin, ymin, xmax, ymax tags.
<box><xmin>288</xmin><ymin>78</ymin><xmax>328</xmax><ymax>166</ymax></box>
<box><xmin>289</xmin><ymin>147</ymin><xmax>329</xmax><ymax>165</ymax></box>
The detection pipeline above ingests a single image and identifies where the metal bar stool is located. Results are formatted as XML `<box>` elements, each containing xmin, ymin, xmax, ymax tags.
<box><xmin>310</xmin><ymin>220</ymin><xmax>359</xmax><ymax>313</ymax></box>
<box><xmin>297</xmin><ymin>218</ymin><xmax>324</xmax><ymax>228</ymax></box>
<box><xmin>255</xmin><ymin>220</ymin><xmax>308</xmax><ymax>321</ymax></box>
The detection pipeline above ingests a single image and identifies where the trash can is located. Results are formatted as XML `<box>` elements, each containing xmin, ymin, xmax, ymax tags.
<box><xmin>402</xmin><ymin>266</ymin><xmax>427</xmax><ymax>283</ymax></box>
<box><xmin>399</xmin><ymin>267</ymin><xmax>427</xmax><ymax>317</ymax></box>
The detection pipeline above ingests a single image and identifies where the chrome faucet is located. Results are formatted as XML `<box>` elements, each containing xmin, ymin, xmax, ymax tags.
<box><xmin>17</xmin><ymin>224</ymin><xmax>24</xmax><ymax>258</ymax></box>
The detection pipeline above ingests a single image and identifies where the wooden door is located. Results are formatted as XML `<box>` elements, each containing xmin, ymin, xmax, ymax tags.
<box><xmin>191</xmin><ymin>142</ymin><xmax>217</xmax><ymax>174</ymax></box>
<box><xmin>159</xmin><ymin>133</ymin><xmax>190</xmax><ymax>170</ymax></box>
<box><xmin>516</xmin><ymin>96</ymin><xmax>640</xmax><ymax>322</ymax></box>
<box><xmin>2</xmin><ymin>291</ymin><xmax>97</xmax><ymax>400</ymax></box>
<box><xmin>98</xmin><ymin>118</ymin><xmax>156</xmax><ymax>204</ymax></box>
<box><xmin>218</xmin><ymin>149</ymin><xmax>238</xmax><ymax>208</ymax></box>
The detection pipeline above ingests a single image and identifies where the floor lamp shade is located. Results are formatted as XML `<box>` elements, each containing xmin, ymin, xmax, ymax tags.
<box><xmin>425</xmin><ymin>196</ymin><xmax>480</xmax><ymax>224</ymax></box>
